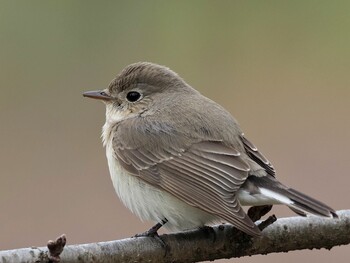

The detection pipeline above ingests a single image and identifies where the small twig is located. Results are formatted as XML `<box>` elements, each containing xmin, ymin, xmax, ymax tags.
<box><xmin>248</xmin><ymin>205</ymin><xmax>273</xmax><ymax>222</ymax></box>
<box><xmin>47</xmin><ymin>234</ymin><xmax>66</xmax><ymax>263</ymax></box>
<box><xmin>258</xmin><ymin>215</ymin><xmax>278</xmax><ymax>231</ymax></box>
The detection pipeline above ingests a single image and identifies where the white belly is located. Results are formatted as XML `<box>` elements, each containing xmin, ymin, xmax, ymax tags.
<box><xmin>105</xmin><ymin>143</ymin><xmax>218</xmax><ymax>231</ymax></box>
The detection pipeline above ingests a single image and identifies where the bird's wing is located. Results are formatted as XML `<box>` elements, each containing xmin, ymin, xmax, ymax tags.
<box><xmin>112</xmin><ymin>122</ymin><xmax>261</xmax><ymax>236</ymax></box>
<box><xmin>240</xmin><ymin>134</ymin><xmax>276</xmax><ymax>176</ymax></box>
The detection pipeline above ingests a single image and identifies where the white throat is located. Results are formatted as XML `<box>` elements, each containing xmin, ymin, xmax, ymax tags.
<box><xmin>102</xmin><ymin>105</ymin><xmax>129</xmax><ymax>146</ymax></box>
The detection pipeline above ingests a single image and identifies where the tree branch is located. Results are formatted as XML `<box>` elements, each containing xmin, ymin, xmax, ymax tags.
<box><xmin>1</xmin><ymin>210</ymin><xmax>349</xmax><ymax>263</ymax></box>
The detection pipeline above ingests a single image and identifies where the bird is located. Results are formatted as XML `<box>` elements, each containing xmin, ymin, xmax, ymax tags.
<box><xmin>83</xmin><ymin>62</ymin><xmax>337</xmax><ymax>237</ymax></box>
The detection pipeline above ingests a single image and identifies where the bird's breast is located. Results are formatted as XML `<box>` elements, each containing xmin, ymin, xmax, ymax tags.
<box><xmin>103</xmin><ymin>132</ymin><xmax>217</xmax><ymax>231</ymax></box>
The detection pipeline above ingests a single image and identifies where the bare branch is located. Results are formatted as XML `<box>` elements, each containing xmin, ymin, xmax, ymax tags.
<box><xmin>1</xmin><ymin>210</ymin><xmax>349</xmax><ymax>263</ymax></box>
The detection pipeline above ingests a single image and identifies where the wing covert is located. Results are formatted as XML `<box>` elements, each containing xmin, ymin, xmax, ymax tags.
<box><xmin>113</xmin><ymin>132</ymin><xmax>261</xmax><ymax>236</ymax></box>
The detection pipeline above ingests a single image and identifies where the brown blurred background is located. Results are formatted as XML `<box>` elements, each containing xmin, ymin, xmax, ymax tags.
<box><xmin>0</xmin><ymin>1</ymin><xmax>349</xmax><ymax>262</ymax></box>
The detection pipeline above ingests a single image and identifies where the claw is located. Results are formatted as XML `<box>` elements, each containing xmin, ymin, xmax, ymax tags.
<box><xmin>133</xmin><ymin>222</ymin><xmax>163</xmax><ymax>238</ymax></box>
<box><xmin>133</xmin><ymin>219</ymin><xmax>168</xmax><ymax>248</ymax></box>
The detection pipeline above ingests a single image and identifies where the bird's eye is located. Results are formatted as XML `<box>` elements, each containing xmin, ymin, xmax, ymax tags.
<box><xmin>126</xmin><ymin>91</ymin><xmax>141</xmax><ymax>102</ymax></box>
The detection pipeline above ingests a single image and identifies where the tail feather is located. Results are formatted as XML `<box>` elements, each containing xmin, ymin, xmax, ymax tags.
<box><xmin>285</xmin><ymin>187</ymin><xmax>338</xmax><ymax>218</ymax></box>
<box><xmin>288</xmin><ymin>206</ymin><xmax>308</xmax><ymax>217</ymax></box>
<box><xmin>248</xmin><ymin>175</ymin><xmax>338</xmax><ymax>218</ymax></box>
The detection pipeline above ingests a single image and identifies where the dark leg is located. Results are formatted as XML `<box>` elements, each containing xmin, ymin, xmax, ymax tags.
<box><xmin>134</xmin><ymin>218</ymin><xmax>167</xmax><ymax>238</ymax></box>
<box><xmin>133</xmin><ymin>218</ymin><xmax>168</xmax><ymax>248</ymax></box>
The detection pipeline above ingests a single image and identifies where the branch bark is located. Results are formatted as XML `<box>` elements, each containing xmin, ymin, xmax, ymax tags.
<box><xmin>1</xmin><ymin>210</ymin><xmax>349</xmax><ymax>263</ymax></box>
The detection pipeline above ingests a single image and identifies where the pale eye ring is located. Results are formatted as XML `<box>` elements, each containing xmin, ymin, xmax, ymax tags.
<box><xmin>126</xmin><ymin>91</ymin><xmax>141</xmax><ymax>102</ymax></box>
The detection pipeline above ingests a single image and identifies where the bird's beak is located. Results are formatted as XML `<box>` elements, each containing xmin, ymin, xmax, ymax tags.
<box><xmin>83</xmin><ymin>90</ymin><xmax>112</xmax><ymax>101</ymax></box>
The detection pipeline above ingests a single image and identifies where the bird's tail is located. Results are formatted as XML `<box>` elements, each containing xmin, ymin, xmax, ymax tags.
<box><xmin>248</xmin><ymin>175</ymin><xmax>338</xmax><ymax>218</ymax></box>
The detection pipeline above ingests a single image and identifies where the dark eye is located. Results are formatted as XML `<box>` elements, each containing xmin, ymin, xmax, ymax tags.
<box><xmin>126</xmin><ymin>91</ymin><xmax>141</xmax><ymax>102</ymax></box>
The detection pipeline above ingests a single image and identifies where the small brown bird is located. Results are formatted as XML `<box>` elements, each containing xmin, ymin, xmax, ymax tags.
<box><xmin>83</xmin><ymin>62</ymin><xmax>337</xmax><ymax>237</ymax></box>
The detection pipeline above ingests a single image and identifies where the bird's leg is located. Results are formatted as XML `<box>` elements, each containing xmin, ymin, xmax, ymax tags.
<box><xmin>133</xmin><ymin>218</ymin><xmax>168</xmax><ymax>238</ymax></box>
<box><xmin>133</xmin><ymin>218</ymin><xmax>168</xmax><ymax>248</ymax></box>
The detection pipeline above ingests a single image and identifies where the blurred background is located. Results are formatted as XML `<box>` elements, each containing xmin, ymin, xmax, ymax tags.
<box><xmin>0</xmin><ymin>1</ymin><xmax>349</xmax><ymax>262</ymax></box>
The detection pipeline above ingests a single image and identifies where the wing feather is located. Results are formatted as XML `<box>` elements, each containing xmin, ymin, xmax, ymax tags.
<box><xmin>185</xmin><ymin>152</ymin><xmax>247</xmax><ymax>184</ymax></box>
<box><xmin>191</xmin><ymin>141</ymin><xmax>241</xmax><ymax>156</ymax></box>
<box><xmin>164</xmin><ymin>160</ymin><xmax>233</xmax><ymax>197</ymax></box>
<box><xmin>190</xmin><ymin>149</ymin><xmax>250</xmax><ymax>172</ymax></box>
<box><xmin>170</xmin><ymin>156</ymin><xmax>236</xmax><ymax>191</ymax></box>
<box><xmin>241</xmin><ymin>134</ymin><xmax>276</xmax><ymax>176</ymax></box>
<box><xmin>113</xmin><ymin>134</ymin><xmax>261</xmax><ymax>236</ymax></box>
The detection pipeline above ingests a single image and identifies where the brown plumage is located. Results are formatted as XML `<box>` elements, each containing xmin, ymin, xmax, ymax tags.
<box><xmin>84</xmin><ymin>62</ymin><xmax>337</xmax><ymax>237</ymax></box>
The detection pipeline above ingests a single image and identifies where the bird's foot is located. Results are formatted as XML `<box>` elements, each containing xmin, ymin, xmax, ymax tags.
<box><xmin>133</xmin><ymin>222</ymin><xmax>163</xmax><ymax>238</ymax></box>
<box><xmin>133</xmin><ymin>219</ymin><xmax>168</xmax><ymax>248</ymax></box>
